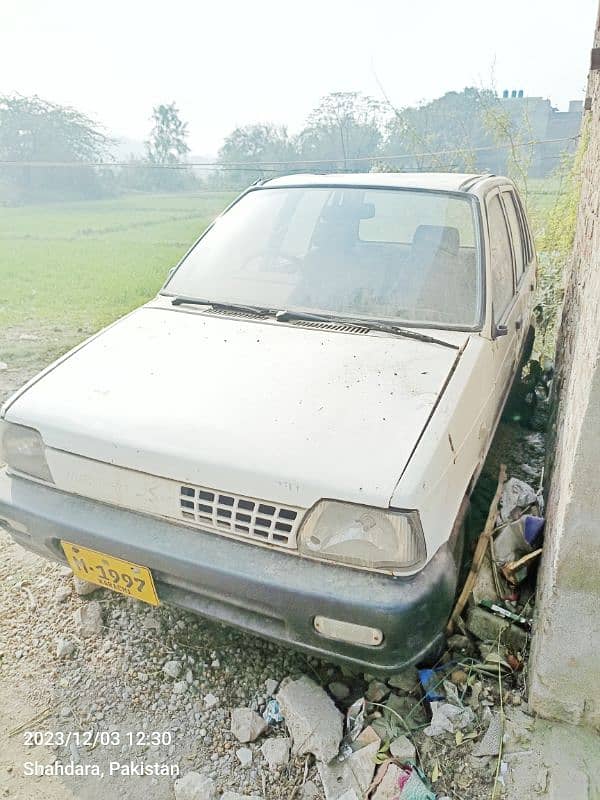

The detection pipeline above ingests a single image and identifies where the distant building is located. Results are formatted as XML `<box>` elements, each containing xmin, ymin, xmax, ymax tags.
<box><xmin>483</xmin><ymin>92</ymin><xmax>583</xmax><ymax>176</ymax></box>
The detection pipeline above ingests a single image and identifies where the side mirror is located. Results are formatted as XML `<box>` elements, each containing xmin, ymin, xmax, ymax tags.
<box><xmin>167</xmin><ymin>266</ymin><xmax>176</xmax><ymax>278</ymax></box>
<box><xmin>494</xmin><ymin>323</ymin><xmax>509</xmax><ymax>338</ymax></box>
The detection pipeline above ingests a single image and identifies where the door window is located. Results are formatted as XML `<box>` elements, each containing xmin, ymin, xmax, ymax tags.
<box><xmin>502</xmin><ymin>191</ymin><xmax>526</xmax><ymax>279</ymax></box>
<box><xmin>486</xmin><ymin>194</ymin><xmax>515</xmax><ymax>322</ymax></box>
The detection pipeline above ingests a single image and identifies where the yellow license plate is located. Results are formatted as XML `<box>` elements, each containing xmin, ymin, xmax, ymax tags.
<box><xmin>61</xmin><ymin>541</ymin><xmax>160</xmax><ymax>606</ymax></box>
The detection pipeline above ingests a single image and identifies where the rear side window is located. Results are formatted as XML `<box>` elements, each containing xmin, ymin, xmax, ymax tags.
<box><xmin>502</xmin><ymin>191</ymin><xmax>525</xmax><ymax>279</ymax></box>
<box><xmin>486</xmin><ymin>194</ymin><xmax>514</xmax><ymax>322</ymax></box>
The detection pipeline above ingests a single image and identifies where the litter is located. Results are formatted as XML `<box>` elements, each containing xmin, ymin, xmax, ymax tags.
<box><xmin>418</xmin><ymin>667</ymin><xmax>447</xmax><ymax>702</ymax></box>
<box><xmin>424</xmin><ymin>702</ymin><xmax>475</xmax><ymax>737</ymax></box>
<box><xmin>374</xmin><ymin>763</ymin><xmax>437</xmax><ymax>800</ymax></box>
<box><xmin>498</xmin><ymin>478</ymin><xmax>539</xmax><ymax>522</ymax></box>
<box><xmin>474</xmin><ymin>712</ymin><xmax>503</xmax><ymax>757</ymax></box>
<box><xmin>479</xmin><ymin>600</ymin><xmax>531</xmax><ymax>629</ymax></box>
<box><xmin>262</xmin><ymin>698</ymin><xmax>284</xmax><ymax>724</ymax></box>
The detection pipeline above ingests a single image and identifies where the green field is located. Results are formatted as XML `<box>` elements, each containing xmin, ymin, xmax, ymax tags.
<box><xmin>0</xmin><ymin>192</ymin><xmax>236</xmax><ymax>331</ymax></box>
<box><xmin>0</xmin><ymin>180</ymin><xmax>564</xmax><ymax>375</ymax></box>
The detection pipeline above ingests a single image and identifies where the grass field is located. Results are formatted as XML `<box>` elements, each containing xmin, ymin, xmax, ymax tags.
<box><xmin>0</xmin><ymin>192</ymin><xmax>236</xmax><ymax>331</ymax></box>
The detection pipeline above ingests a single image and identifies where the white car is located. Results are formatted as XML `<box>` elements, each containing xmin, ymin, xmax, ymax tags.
<box><xmin>0</xmin><ymin>172</ymin><xmax>535</xmax><ymax>672</ymax></box>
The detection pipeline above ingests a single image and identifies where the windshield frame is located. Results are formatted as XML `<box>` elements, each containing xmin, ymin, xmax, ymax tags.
<box><xmin>161</xmin><ymin>182</ymin><xmax>486</xmax><ymax>333</ymax></box>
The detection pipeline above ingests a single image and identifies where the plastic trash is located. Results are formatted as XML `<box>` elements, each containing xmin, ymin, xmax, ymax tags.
<box><xmin>418</xmin><ymin>667</ymin><xmax>446</xmax><ymax>702</ymax></box>
<box><xmin>499</xmin><ymin>478</ymin><xmax>539</xmax><ymax>522</ymax></box>
<box><xmin>424</xmin><ymin>702</ymin><xmax>475</xmax><ymax>737</ymax></box>
<box><xmin>395</xmin><ymin>765</ymin><xmax>437</xmax><ymax>799</ymax></box>
<box><xmin>262</xmin><ymin>698</ymin><xmax>284</xmax><ymax>724</ymax></box>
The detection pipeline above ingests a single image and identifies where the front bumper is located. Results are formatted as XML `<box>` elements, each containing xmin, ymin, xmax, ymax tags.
<box><xmin>0</xmin><ymin>469</ymin><xmax>458</xmax><ymax>674</ymax></box>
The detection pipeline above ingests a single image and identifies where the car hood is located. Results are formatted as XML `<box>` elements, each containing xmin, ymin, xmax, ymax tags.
<box><xmin>4</xmin><ymin>304</ymin><xmax>467</xmax><ymax>508</ymax></box>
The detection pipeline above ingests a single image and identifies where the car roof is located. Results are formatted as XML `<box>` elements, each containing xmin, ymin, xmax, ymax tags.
<box><xmin>262</xmin><ymin>172</ymin><xmax>489</xmax><ymax>193</ymax></box>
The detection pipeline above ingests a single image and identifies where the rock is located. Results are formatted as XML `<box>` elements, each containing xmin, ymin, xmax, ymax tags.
<box><xmin>318</xmin><ymin>739</ymin><xmax>380</xmax><ymax>800</ymax></box>
<box><xmin>366</xmin><ymin>680</ymin><xmax>389</xmax><ymax>703</ymax></box>
<box><xmin>0</xmin><ymin>362</ymin><xmax>7</xmax><ymax>371</ymax></box>
<box><xmin>300</xmin><ymin>781</ymin><xmax>319</xmax><ymax>800</ymax></box>
<box><xmin>265</xmin><ymin>678</ymin><xmax>279</xmax><ymax>696</ymax></box>
<box><xmin>73</xmin><ymin>576</ymin><xmax>97</xmax><ymax>596</ymax></box>
<box><xmin>372</xmin><ymin>763</ymin><xmax>404</xmax><ymax>799</ymax></box>
<box><xmin>58</xmin><ymin>566</ymin><xmax>73</xmax><ymax>578</ymax></box>
<box><xmin>221</xmin><ymin>794</ymin><xmax>264</xmax><ymax>800</ymax></box>
<box><xmin>56</xmin><ymin>638</ymin><xmax>75</xmax><ymax>659</ymax></box>
<box><xmin>163</xmin><ymin>660</ymin><xmax>182</xmax><ymax>679</ymax></box>
<box><xmin>277</xmin><ymin>676</ymin><xmax>343</xmax><ymax>763</ymax></box>
<box><xmin>389</xmin><ymin>734</ymin><xmax>416</xmax><ymax>762</ymax></box>
<box><xmin>474</xmin><ymin>712</ymin><xmax>503</xmax><ymax>757</ymax></box>
<box><xmin>73</xmin><ymin>601</ymin><xmax>102</xmax><ymax>637</ymax></box>
<box><xmin>54</xmin><ymin>586</ymin><xmax>72</xmax><ymax>603</ymax></box>
<box><xmin>337</xmin><ymin>792</ymin><xmax>360</xmax><ymax>800</ymax></box>
<box><xmin>387</xmin><ymin>667</ymin><xmax>419</xmax><ymax>693</ymax></box>
<box><xmin>230</xmin><ymin>708</ymin><xmax>268</xmax><ymax>743</ymax></box>
<box><xmin>260</xmin><ymin>736</ymin><xmax>291</xmax><ymax>769</ymax></box>
<box><xmin>236</xmin><ymin>747</ymin><xmax>253</xmax><ymax>768</ymax></box>
<box><xmin>328</xmin><ymin>681</ymin><xmax>350</xmax><ymax>701</ymax></box>
<box><xmin>173</xmin><ymin>771</ymin><xmax>216</xmax><ymax>800</ymax></box>
<box><xmin>204</xmin><ymin>693</ymin><xmax>219</xmax><ymax>709</ymax></box>
<box><xmin>450</xmin><ymin>669</ymin><xmax>468</xmax><ymax>685</ymax></box>
<box><xmin>172</xmin><ymin>681</ymin><xmax>187</xmax><ymax>695</ymax></box>
<box><xmin>447</xmin><ymin>634</ymin><xmax>473</xmax><ymax>653</ymax></box>
<box><xmin>465</xmin><ymin>606</ymin><xmax>528</xmax><ymax>652</ymax></box>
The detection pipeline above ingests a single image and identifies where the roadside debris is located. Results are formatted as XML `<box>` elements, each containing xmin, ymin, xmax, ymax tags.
<box><xmin>277</xmin><ymin>675</ymin><xmax>343</xmax><ymax>763</ymax></box>
<box><xmin>230</xmin><ymin>707</ymin><xmax>269</xmax><ymax>743</ymax></box>
<box><xmin>72</xmin><ymin>600</ymin><xmax>102</xmax><ymax>637</ymax></box>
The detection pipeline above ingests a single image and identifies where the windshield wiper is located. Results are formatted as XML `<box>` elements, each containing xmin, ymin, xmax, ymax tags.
<box><xmin>275</xmin><ymin>309</ymin><xmax>459</xmax><ymax>349</ymax></box>
<box><xmin>170</xmin><ymin>296</ymin><xmax>274</xmax><ymax>317</ymax></box>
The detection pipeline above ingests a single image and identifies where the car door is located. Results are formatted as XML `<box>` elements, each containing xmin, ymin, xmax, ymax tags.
<box><xmin>501</xmin><ymin>187</ymin><xmax>536</xmax><ymax>359</ymax></box>
<box><xmin>485</xmin><ymin>189</ymin><xmax>520</xmax><ymax>420</ymax></box>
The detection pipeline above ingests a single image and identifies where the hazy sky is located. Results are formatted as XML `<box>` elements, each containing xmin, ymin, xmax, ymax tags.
<box><xmin>1</xmin><ymin>0</ymin><xmax>597</xmax><ymax>155</ymax></box>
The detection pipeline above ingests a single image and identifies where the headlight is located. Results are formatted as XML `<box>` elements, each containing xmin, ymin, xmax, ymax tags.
<box><xmin>0</xmin><ymin>421</ymin><xmax>54</xmax><ymax>483</ymax></box>
<box><xmin>298</xmin><ymin>500</ymin><xmax>426</xmax><ymax>573</ymax></box>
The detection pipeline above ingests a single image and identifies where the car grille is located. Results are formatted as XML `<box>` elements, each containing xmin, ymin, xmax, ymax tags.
<box><xmin>179</xmin><ymin>485</ymin><xmax>302</xmax><ymax>548</ymax></box>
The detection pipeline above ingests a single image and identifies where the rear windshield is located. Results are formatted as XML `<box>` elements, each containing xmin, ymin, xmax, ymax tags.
<box><xmin>165</xmin><ymin>186</ymin><xmax>482</xmax><ymax>328</ymax></box>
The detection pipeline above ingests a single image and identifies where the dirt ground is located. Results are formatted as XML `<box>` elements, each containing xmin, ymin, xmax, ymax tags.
<box><xmin>0</xmin><ymin>324</ymin><xmax>547</xmax><ymax>800</ymax></box>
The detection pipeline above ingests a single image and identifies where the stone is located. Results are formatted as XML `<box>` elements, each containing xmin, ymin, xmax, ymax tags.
<box><xmin>328</xmin><ymin>681</ymin><xmax>350</xmax><ymax>701</ymax></box>
<box><xmin>230</xmin><ymin>708</ymin><xmax>268</xmax><ymax>743</ymax></box>
<box><xmin>236</xmin><ymin>747</ymin><xmax>252</xmax><ymax>768</ymax></box>
<box><xmin>73</xmin><ymin>601</ymin><xmax>102</xmax><ymax>637</ymax></box>
<box><xmin>58</xmin><ymin>566</ymin><xmax>73</xmax><ymax>578</ymax></box>
<box><xmin>172</xmin><ymin>681</ymin><xmax>187</xmax><ymax>695</ymax></box>
<box><xmin>337</xmin><ymin>792</ymin><xmax>359</xmax><ymax>800</ymax></box>
<box><xmin>299</xmin><ymin>781</ymin><xmax>319</xmax><ymax>800</ymax></box>
<box><xmin>465</xmin><ymin>606</ymin><xmax>528</xmax><ymax>653</ymax></box>
<box><xmin>318</xmin><ymin>739</ymin><xmax>379</xmax><ymax>800</ymax></box>
<box><xmin>173</xmin><ymin>771</ymin><xmax>216</xmax><ymax>800</ymax></box>
<box><xmin>260</xmin><ymin>736</ymin><xmax>291</xmax><ymax>769</ymax></box>
<box><xmin>277</xmin><ymin>676</ymin><xmax>343</xmax><ymax>763</ymax></box>
<box><xmin>163</xmin><ymin>660</ymin><xmax>182</xmax><ymax>679</ymax></box>
<box><xmin>54</xmin><ymin>586</ymin><xmax>71</xmax><ymax>603</ymax></box>
<box><xmin>56</xmin><ymin>638</ymin><xmax>75</xmax><ymax>659</ymax></box>
<box><xmin>221</xmin><ymin>794</ymin><xmax>263</xmax><ymax>800</ymax></box>
<box><xmin>265</xmin><ymin>678</ymin><xmax>279</xmax><ymax>696</ymax></box>
<box><xmin>73</xmin><ymin>576</ymin><xmax>97</xmax><ymax>596</ymax></box>
<box><xmin>0</xmin><ymin>362</ymin><xmax>7</xmax><ymax>371</ymax></box>
<box><xmin>447</xmin><ymin>634</ymin><xmax>473</xmax><ymax>653</ymax></box>
<box><xmin>387</xmin><ymin>667</ymin><xmax>419</xmax><ymax>693</ymax></box>
<box><xmin>389</xmin><ymin>734</ymin><xmax>416</xmax><ymax>762</ymax></box>
<box><xmin>203</xmin><ymin>693</ymin><xmax>219</xmax><ymax>709</ymax></box>
<box><xmin>450</xmin><ymin>669</ymin><xmax>468</xmax><ymax>685</ymax></box>
<box><xmin>372</xmin><ymin>763</ymin><xmax>404</xmax><ymax>799</ymax></box>
<box><xmin>366</xmin><ymin>680</ymin><xmax>389</xmax><ymax>703</ymax></box>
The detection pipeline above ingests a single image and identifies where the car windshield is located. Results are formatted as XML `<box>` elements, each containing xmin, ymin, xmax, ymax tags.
<box><xmin>164</xmin><ymin>186</ymin><xmax>482</xmax><ymax>328</ymax></box>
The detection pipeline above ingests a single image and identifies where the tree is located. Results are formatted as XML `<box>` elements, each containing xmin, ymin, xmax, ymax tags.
<box><xmin>146</xmin><ymin>102</ymin><xmax>190</xmax><ymax>165</ymax></box>
<box><xmin>296</xmin><ymin>92</ymin><xmax>383</xmax><ymax>170</ymax></box>
<box><xmin>143</xmin><ymin>102</ymin><xmax>193</xmax><ymax>192</ymax></box>
<box><xmin>0</xmin><ymin>94</ymin><xmax>112</xmax><ymax>202</ymax></box>
<box><xmin>217</xmin><ymin>124</ymin><xmax>295</xmax><ymax>187</ymax></box>
<box><xmin>381</xmin><ymin>88</ymin><xmax>498</xmax><ymax>172</ymax></box>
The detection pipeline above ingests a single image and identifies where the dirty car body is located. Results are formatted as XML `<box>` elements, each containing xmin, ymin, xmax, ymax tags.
<box><xmin>0</xmin><ymin>172</ymin><xmax>536</xmax><ymax>673</ymax></box>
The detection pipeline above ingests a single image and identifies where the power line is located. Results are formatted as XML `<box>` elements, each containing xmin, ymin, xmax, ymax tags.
<box><xmin>0</xmin><ymin>135</ymin><xmax>579</xmax><ymax>171</ymax></box>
